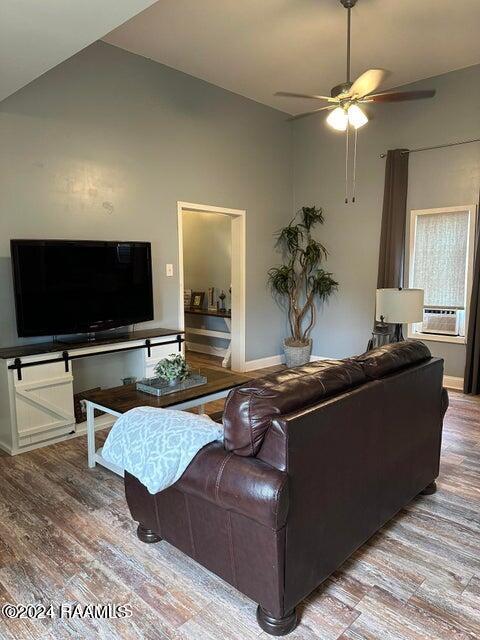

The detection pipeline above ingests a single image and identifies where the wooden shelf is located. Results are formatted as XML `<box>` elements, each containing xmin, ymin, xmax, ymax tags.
<box><xmin>184</xmin><ymin>308</ymin><xmax>231</xmax><ymax>319</ymax></box>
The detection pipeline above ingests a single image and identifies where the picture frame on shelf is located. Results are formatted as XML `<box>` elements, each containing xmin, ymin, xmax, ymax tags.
<box><xmin>190</xmin><ymin>291</ymin><xmax>205</xmax><ymax>309</ymax></box>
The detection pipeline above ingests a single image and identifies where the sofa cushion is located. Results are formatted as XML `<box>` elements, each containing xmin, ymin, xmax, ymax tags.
<box><xmin>223</xmin><ymin>359</ymin><xmax>366</xmax><ymax>457</ymax></box>
<box><xmin>354</xmin><ymin>340</ymin><xmax>431</xmax><ymax>380</ymax></box>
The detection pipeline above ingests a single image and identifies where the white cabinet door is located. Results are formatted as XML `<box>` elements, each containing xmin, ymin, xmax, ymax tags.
<box><xmin>13</xmin><ymin>362</ymin><xmax>75</xmax><ymax>447</ymax></box>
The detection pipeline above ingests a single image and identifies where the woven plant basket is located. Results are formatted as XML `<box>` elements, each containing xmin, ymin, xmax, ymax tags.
<box><xmin>283</xmin><ymin>338</ymin><xmax>312</xmax><ymax>368</ymax></box>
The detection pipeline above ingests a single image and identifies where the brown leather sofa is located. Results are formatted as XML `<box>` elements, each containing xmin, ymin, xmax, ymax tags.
<box><xmin>124</xmin><ymin>341</ymin><xmax>448</xmax><ymax>636</ymax></box>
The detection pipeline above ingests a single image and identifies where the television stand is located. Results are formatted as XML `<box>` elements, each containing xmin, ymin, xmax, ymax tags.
<box><xmin>0</xmin><ymin>328</ymin><xmax>184</xmax><ymax>456</ymax></box>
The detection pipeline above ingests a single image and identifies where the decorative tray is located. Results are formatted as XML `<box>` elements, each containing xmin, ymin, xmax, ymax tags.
<box><xmin>136</xmin><ymin>373</ymin><xmax>207</xmax><ymax>397</ymax></box>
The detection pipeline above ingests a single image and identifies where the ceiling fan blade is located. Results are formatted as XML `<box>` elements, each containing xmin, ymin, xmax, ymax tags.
<box><xmin>349</xmin><ymin>69</ymin><xmax>390</xmax><ymax>99</ymax></box>
<box><xmin>363</xmin><ymin>89</ymin><xmax>436</xmax><ymax>103</ymax></box>
<box><xmin>288</xmin><ymin>105</ymin><xmax>336</xmax><ymax>121</ymax></box>
<box><xmin>275</xmin><ymin>91</ymin><xmax>335</xmax><ymax>102</ymax></box>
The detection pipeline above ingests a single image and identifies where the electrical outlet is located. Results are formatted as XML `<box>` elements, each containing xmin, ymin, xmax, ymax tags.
<box><xmin>166</xmin><ymin>263</ymin><xmax>174</xmax><ymax>277</ymax></box>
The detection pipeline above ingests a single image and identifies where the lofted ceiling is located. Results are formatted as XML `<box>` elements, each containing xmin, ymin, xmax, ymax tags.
<box><xmin>104</xmin><ymin>0</ymin><xmax>480</xmax><ymax>115</ymax></box>
<box><xmin>0</xmin><ymin>0</ymin><xmax>158</xmax><ymax>102</ymax></box>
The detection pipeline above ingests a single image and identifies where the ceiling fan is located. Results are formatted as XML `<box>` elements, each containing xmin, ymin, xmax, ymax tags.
<box><xmin>275</xmin><ymin>0</ymin><xmax>436</xmax><ymax>202</ymax></box>
<box><xmin>276</xmin><ymin>0</ymin><xmax>436</xmax><ymax>125</ymax></box>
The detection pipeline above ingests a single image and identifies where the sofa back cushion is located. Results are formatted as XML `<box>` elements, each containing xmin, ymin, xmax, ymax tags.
<box><xmin>223</xmin><ymin>359</ymin><xmax>366</xmax><ymax>457</ymax></box>
<box><xmin>354</xmin><ymin>340</ymin><xmax>431</xmax><ymax>380</ymax></box>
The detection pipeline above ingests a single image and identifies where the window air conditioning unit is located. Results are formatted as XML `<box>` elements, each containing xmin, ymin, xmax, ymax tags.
<box><xmin>422</xmin><ymin>308</ymin><xmax>465</xmax><ymax>336</ymax></box>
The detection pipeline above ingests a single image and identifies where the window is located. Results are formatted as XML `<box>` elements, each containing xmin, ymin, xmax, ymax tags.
<box><xmin>408</xmin><ymin>205</ymin><xmax>477</xmax><ymax>344</ymax></box>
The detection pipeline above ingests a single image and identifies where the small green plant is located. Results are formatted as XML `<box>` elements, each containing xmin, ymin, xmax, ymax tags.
<box><xmin>154</xmin><ymin>354</ymin><xmax>190</xmax><ymax>383</ymax></box>
<box><xmin>268</xmin><ymin>206</ymin><xmax>338</xmax><ymax>346</ymax></box>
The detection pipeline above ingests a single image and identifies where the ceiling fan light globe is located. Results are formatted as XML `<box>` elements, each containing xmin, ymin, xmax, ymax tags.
<box><xmin>347</xmin><ymin>104</ymin><xmax>368</xmax><ymax>129</ymax></box>
<box><xmin>326</xmin><ymin>106</ymin><xmax>348</xmax><ymax>131</ymax></box>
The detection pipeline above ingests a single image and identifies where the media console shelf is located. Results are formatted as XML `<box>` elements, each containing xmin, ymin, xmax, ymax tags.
<box><xmin>0</xmin><ymin>328</ymin><xmax>184</xmax><ymax>455</ymax></box>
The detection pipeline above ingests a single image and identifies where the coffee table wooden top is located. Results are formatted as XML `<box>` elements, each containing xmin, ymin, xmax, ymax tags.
<box><xmin>84</xmin><ymin>366</ymin><xmax>253</xmax><ymax>414</ymax></box>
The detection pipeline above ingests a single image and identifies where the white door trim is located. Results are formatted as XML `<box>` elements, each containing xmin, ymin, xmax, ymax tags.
<box><xmin>177</xmin><ymin>201</ymin><xmax>246</xmax><ymax>372</ymax></box>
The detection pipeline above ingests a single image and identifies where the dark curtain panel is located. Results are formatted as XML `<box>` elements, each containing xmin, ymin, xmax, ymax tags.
<box><xmin>463</xmin><ymin>201</ymin><xmax>480</xmax><ymax>394</ymax></box>
<box><xmin>367</xmin><ymin>149</ymin><xmax>409</xmax><ymax>350</ymax></box>
<box><xmin>377</xmin><ymin>149</ymin><xmax>410</xmax><ymax>288</ymax></box>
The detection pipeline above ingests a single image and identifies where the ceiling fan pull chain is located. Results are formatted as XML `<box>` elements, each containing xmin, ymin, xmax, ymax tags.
<box><xmin>345</xmin><ymin>123</ymin><xmax>350</xmax><ymax>204</ymax></box>
<box><xmin>352</xmin><ymin>127</ymin><xmax>358</xmax><ymax>203</ymax></box>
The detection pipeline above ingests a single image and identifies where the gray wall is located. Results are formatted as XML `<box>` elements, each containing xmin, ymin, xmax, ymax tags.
<box><xmin>0</xmin><ymin>41</ymin><xmax>292</xmax><ymax>364</ymax></box>
<box><xmin>293</xmin><ymin>64</ymin><xmax>480</xmax><ymax>377</ymax></box>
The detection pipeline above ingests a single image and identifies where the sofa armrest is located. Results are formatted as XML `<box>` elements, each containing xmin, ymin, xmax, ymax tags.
<box><xmin>175</xmin><ymin>441</ymin><xmax>289</xmax><ymax>530</ymax></box>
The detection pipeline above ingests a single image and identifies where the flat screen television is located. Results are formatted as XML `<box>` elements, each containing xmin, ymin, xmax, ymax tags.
<box><xmin>11</xmin><ymin>239</ymin><xmax>154</xmax><ymax>337</ymax></box>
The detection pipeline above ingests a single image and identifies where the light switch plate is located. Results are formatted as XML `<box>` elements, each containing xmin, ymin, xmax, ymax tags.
<box><xmin>166</xmin><ymin>263</ymin><xmax>174</xmax><ymax>277</ymax></box>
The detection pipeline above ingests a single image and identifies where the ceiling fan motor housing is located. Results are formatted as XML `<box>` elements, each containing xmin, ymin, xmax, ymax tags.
<box><xmin>331</xmin><ymin>82</ymin><xmax>352</xmax><ymax>98</ymax></box>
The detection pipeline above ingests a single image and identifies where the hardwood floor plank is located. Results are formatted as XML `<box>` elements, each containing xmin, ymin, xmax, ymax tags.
<box><xmin>408</xmin><ymin>575</ymin><xmax>480</xmax><ymax>638</ymax></box>
<box><xmin>175</xmin><ymin>598</ymin><xmax>262</xmax><ymax>640</ymax></box>
<box><xmin>358</xmin><ymin>533</ymin><xmax>471</xmax><ymax>594</ymax></box>
<box><xmin>350</xmin><ymin>585</ymin><xmax>477</xmax><ymax>640</ymax></box>
<box><xmin>298</xmin><ymin>594</ymin><xmax>361</xmax><ymax>639</ymax></box>
<box><xmin>320</xmin><ymin>574</ymin><xmax>368</xmax><ymax>609</ymax></box>
<box><xmin>329</xmin><ymin>529</ymin><xmax>426</xmax><ymax>603</ymax></box>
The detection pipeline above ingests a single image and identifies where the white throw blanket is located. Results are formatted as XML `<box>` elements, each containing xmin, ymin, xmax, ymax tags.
<box><xmin>102</xmin><ymin>406</ymin><xmax>223</xmax><ymax>494</ymax></box>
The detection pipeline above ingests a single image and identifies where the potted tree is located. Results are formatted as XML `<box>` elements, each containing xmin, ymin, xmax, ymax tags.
<box><xmin>268</xmin><ymin>206</ymin><xmax>338</xmax><ymax>367</ymax></box>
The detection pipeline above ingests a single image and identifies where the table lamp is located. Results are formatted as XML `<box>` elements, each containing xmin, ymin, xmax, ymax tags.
<box><xmin>376</xmin><ymin>288</ymin><xmax>424</xmax><ymax>342</ymax></box>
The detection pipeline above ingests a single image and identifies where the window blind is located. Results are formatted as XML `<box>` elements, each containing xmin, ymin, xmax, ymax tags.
<box><xmin>412</xmin><ymin>210</ymin><xmax>469</xmax><ymax>308</ymax></box>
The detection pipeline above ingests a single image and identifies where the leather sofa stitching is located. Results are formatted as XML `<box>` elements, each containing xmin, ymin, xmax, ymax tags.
<box><xmin>273</xmin><ymin>476</ymin><xmax>288</xmax><ymax>529</ymax></box>
<box><xmin>248</xmin><ymin>391</ymin><xmax>255</xmax><ymax>455</ymax></box>
<box><xmin>215</xmin><ymin>453</ymin><xmax>234</xmax><ymax>503</ymax></box>
<box><xmin>184</xmin><ymin>494</ymin><xmax>197</xmax><ymax>559</ymax></box>
<box><xmin>226</xmin><ymin>511</ymin><xmax>238</xmax><ymax>588</ymax></box>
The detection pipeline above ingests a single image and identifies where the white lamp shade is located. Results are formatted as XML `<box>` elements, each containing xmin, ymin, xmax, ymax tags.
<box><xmin>347</xmin><ymin>104</ymin><xmax>368</xmax><ymax>129</ymax></box>
<box><xmin>376</xmin><ymin>288</ymin><xmax>424</xmax><ymax>324</ymax></box>
<box><xmin>326</xmin><ymin>107</ymin><xmax>348</xmax><ymax>131</ymax></box>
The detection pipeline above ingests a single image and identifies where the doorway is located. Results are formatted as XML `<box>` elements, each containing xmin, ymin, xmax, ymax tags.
<box><xmin>177</xmin><ymin>202</ymin><xmax>246</xmax><ymax>372</ymax></box>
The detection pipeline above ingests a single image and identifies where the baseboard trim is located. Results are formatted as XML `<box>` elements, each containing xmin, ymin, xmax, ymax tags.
<box><xmin>443</xmin><ymin>375</ymin><xmax>463</xmax><ymax>390</ymax></box>
<box><xmin>0</xmin><ymin>438</ymin><xmax>13</xmax><ymax>455</ymax></box>
<box><xmin>244</xmin><ymin>354</ymin><xmax>284</xmax><ymax>371</ymax></box>
<box><xmin>186</xmin><ymin>341</ymin><xmax>227</xmax><ymax>358</ymax></box>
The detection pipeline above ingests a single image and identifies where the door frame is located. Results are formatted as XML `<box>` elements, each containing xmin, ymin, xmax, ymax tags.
<box><xmin>177</xmin><ymin>201</ymin><xmax>246</xmax><ymax>372</ymax></box>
